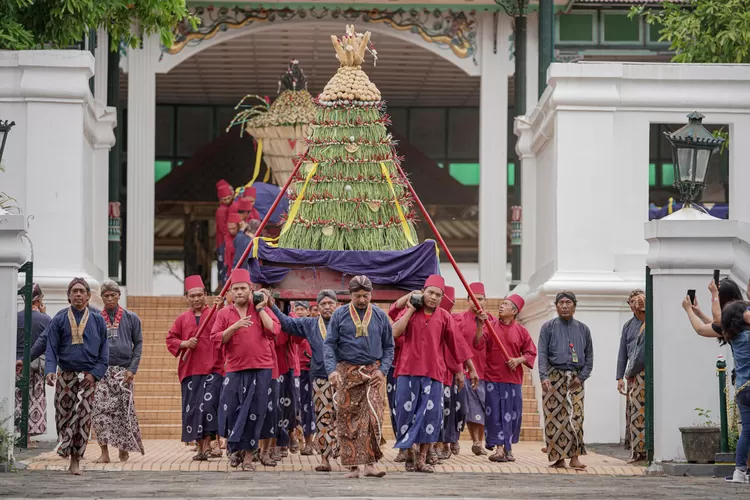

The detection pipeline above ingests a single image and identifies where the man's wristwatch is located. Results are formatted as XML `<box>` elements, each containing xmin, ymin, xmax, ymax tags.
<box><xmin>256</xmin><ymin>306</ymin><xmax>266</xmax><ymax>313</ymax></box>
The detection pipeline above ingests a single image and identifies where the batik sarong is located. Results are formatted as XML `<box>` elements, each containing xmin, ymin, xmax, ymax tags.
<box><xmin>180</xmin><ymin>372</ymin><xmax>222</xmax><ymax>443</ymax></box>
<box><xmin>313</xmin><ymin>378</ymin><xmax>338</xmax><ymax>458</ymax></box>
<box><xmin>260</xmin><ymin>377</ymin><xmax>280</xmax><ymax>440</ymax></box>
<box><xmin>394</xmin><ymin>375</ymin><xmax>444</xmax><ymax>448</ymax></box>
<box><xmin>386</xmin><ymin>366</ymin><xmax>398</xmax><ymax>436</ymax></box>
<box><xmin>54</xmin><ymin>371</ymin><xmax>96</xmax><ymax>458</ymax></box>
<box><xmin>335</xmin><ymin>361</ymin><xmax>385</xmax><ymax>466</ymax></box>
<box><xmin>277</xmin><ymin>370</ymin><xmax>300</xmax><ymax>447</ymax></box>
<box><xmin>299</xmin><ymin>371</ymin><xmax>316</xmax><ymax>437</ymax></box>
<box><xmin>219</xmin><ymin>368</ymin><xmax>272</xmax><ymax>452</ymax></box>
<box><xmin>465</xmin><ymin>380</ymin><xmax>486</xmax><ymax>425</ymax></box>
<box><xmin>629</xmin><ymin>370</ymin><xmax>646</xmax><ymax>455</ymax></box>
<box><xmin>543</xmin><ymin>368</ymin><xmax>586</xmax><ymax>462</ymax></box>
<box><xmin>485</xmin><ymin>382</ymin><xmax>523</xmax><ymax>451</ymax></box>
<box><xmin>15</xmin><ymin>370</ymin><xmax>47</xmax><ymax>436</ymax></box>
<box><xmin>440</xmin><ymin>377</ymin><xmax>466</xmax><ymax>444</ymax></box>
<box><xmin>455</xmin><ymin>383</ymin><xmax>468</xmax><ymax>434</ymax></box>
<box><xmin>92</xmin><ymin>365</ymin><xmax>145</xmax><ymax>454</ymax></box>
<box><xmin>217</xmin><ymin>245</ymin><xmax>226</xmax><ymax>285</ymax></box>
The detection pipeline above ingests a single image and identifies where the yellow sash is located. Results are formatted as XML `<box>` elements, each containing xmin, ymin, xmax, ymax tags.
<box><xmin>348</xmin><ymin>302</ymin><xmax>372</xmax><ymax>338</ymax></box>
<box><xmin>380</xmin><ymin>162</ymin><xmax>416</xmax><ymax>246</ymax></box>
<box><xmin>318</xmin><ymin>316</ymin><xmax>327</xmax><ymax>339</ymax></box>
<box><xmin>67</xmin><ymin>307</ymin><xmax>90</xmax><ymax>345</ymax></box>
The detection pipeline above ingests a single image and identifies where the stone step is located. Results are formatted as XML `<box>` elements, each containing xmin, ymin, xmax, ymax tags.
<box><xmin>138</xmin><ymin>409</ymin><xmax>182</xmax><ymax>425</ymax></box>
<box><xmin>136</xmin><ymin>368</ymin><xmax>179</xmax><ymax>383</ymax></box>
<box><xmin>141</xmin><ymin>342</ymin><xmax>173</xmax><ymax>357</ymax></box>
<box><xmin>138</xmin><ymin>382</ymin><xmax>181</xmax><ymax>397</ymax></box>
<box><xmin>141</xmin><ymin>424</ymin><xmax>182</xmax><ymax>440</ymax></box>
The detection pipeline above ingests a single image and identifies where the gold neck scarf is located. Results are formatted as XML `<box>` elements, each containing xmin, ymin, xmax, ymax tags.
<box><xmin>348</xmin><ymin>302</ymin><xmax>372</xmax><ymax>338</ymax></box>
<box><xmin>68</xmin><ymin>307</ymin><xmax>90</xmax><ymax>345</ymax></box>
<box><xmin>318</xmin><ymin>316</ymin><xmax>327</xmax><ymax>339</ymax></box>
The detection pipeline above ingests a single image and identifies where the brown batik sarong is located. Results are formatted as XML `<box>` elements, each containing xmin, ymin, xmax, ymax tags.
<box><xmin>313</xmin><ymin>377</ymin><xmax>339</xmax><ymax>459</ymax></box>
<box><xmin>55</xmin><ymin>371</ymin><xmax>96</xmax><ymax>458</ymax></box>
<box><xmin>334</xmin><ymin>361</ymin><xmax>384</xmax><ymax>466</ymax></box>
<box><xmin>624</xmin><ymin>389</ymin><xmax>632</xmax><ymax>449</ymax></box>
<box><xmin>629</xmin><ymin>370</ymin><xmax>646</xmax><ymax>455</ymax></box>
<box><xmin>15</xmin><ymin>370</ymin><xmax>47</xmax><ymax>436</ymax></box>
<box><xmin>543</xmin><ymin>368</ymin><xmax>587</xmax><ymax>462</ymax></box>
<box><xmin>92</xmin><ymin>365</ymin><xmax>145</xmax><ymax>454</ymax></box>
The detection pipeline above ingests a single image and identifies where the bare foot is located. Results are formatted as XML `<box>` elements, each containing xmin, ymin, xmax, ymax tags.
<box><xmin>364</xmin><ymin>464</ymin><xmax>386</xmax><ymax>478</ymax></box>
<box><xmin>568</xmin><ymin>457</ymin><xmax>586</xmax><ymax>470</ymax></box>
<box><xmin>69</xmin><ymin>456</ymin><xmax>82</xmax><ymax>475</ymax></box>
<box><xmin>119</xmin><ymin>450</ymin><xmax>129</xmax><ymax>462</ymax></box>
<box><xmin>93</xmin><ymin>453</ymin><xmax>111</xmax><ymax>464</ymax></box>
<box><xmin>344</xmin><ymin>466</ymin><xmax>360</xmax><ymax>479</ymax></box>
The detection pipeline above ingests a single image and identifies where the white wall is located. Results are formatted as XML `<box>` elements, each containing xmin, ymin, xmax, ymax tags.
<box><xmin>515</xmin><ymin>62</ymin><xmax>750</xmax><ymax>445</ymax></box>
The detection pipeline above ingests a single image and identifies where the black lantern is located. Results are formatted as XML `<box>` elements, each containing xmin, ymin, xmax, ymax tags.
<box><xmin>663</xmin><ymin>112</ymin><xmax>725</xmax><ymax>207</ymax></box>
<box><xmin>0</xmin><ymin>120</ymin><xmax>16</xmax><ymax>165</ymax></box>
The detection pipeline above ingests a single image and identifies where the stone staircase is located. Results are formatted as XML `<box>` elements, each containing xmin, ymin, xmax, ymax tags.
<box><xmin>128</xmin><ymin>296</ymin><xmax>543</xmax><ymax>442</ymax></box>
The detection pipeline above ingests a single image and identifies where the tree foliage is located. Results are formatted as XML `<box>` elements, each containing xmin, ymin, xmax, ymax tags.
<box><xmin>632</xmin><ymin>0</ymin><xmax>750</xmax><ymax>63</ymax></box>
<box><xmin>0</xmin><ymin>0</ymin><xmax>195</xmax><ymax>51</ymax></box>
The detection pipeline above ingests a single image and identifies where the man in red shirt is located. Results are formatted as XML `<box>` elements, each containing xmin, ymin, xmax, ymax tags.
<box><xmin>390</xmin><ymin>275</ymin><xmax>478</xmax><ymax>473</ymax></box>
<box><xmin>211</xmin><ymin>269</ymin><xmax>280</xmax><ymax>471</ymax></box>
<box><xmin>166</xmin><ymin>275</ymin><xmax>224</xmax><ymax>461</ymax></box>
<box><xmin>484</xmin><ymin>294</ymin><xmax>537</xmax><ymax>463</ymax></box>
<box><xmin>223</xmin><ymin>213</ymin><xmax>242</xmax><ymax>275</ymax></box>
<box><xmin>215</xmin><ymin>180</ymin><xmax>234</xmax><ymax>287</ymax></box>
<box><xmin>455</xmin><ymin>282</ymin><xmax>493</xmax><ymax>456</ymax></box>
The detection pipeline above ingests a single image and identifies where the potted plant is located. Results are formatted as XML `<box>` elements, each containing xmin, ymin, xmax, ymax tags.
<box><xmin>679</xmin><ymin>408</ymin><xmax>721</xmax><ymax>464</ymax></box>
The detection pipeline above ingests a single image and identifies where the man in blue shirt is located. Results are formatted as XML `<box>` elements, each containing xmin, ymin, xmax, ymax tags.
<box><xmin>45</xmin><ymin>278</ymin><xmax>109</xmax><ymax>475</ymax></box>
<box><xmin>323</xmin><ymin>275</ymin><xmax>394</xmax><ymax>479</ymax></box>
<box><xmin>269</xmin><ymin>289</ymin><xmax>339</xmax><ymax>472</ymax></box>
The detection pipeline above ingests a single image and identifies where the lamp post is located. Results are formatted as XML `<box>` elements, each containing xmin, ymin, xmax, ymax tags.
<box><xmin>663</xmin><ymin>112</ymin><xmax>724</xmax><ymax>208</ymax></box>
<box><xmin>0</xmin><ymin>120</ymin><xmax>16</xmax><ymax>165</ymax></box>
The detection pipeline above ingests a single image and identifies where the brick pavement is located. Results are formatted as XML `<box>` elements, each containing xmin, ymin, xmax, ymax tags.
<box><xmin>21</xmin><ymin>440</ymin><xmax>644</xmax><ymax>475</ymax></box>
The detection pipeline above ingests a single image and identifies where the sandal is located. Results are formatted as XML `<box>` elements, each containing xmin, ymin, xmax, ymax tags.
<box><xmin>251</xmin><ymin>450</ymin><xmax>260</xmax><ymax>462</ymax></box>
<box><xmin>260</xmin><ymin>452</ymin><xmax>277</xmax><ymax>467</ymax></box>
<box><xmin>472</xmin><ymin>443</ymin><xmax>487</xmax><ymax>456</ymax></box>
<box><xmin>394</xmin><ymin>449</ymin><xmax>408</xmax><ymax>462</ymax></box>
<box><xmin>290</xmin><ymin>439</ymin><xmax>300</xmax><ymax>454</ymax></box>
<box><xmin>280</xmin><ymin>447</ymin><xmax>289</xmax><ymax>458</ymax></box>
<box><xmin>426</xmin><ymin>446</ymin><xmax>440</xmax><ymax>466</ymax></box>
<box><xmin>404</xmin><ymin>449</ymin><xmax>416</xmax><ymax>472</ymax></box>
<box><xmin>271</xmin><ymin>447</ymin><xmax>282</xmax><ymax>462</ymax></box>
<box><xmin>301</xmin><ymin>443</ymin><xmax>314</xmax><ymax>456</ymax></box>
<box><xmin>450</xmin><ymin>443</ymin><xmax>460</xmax><ymax>455</ymax></box>
<box><xmin>192</xmin><ymin>452</ymin><xmax>208</xmax><ymax>462</ymax></box>
<box><xmin>436</xmin><ymin>447</ymin><xmax>452</xmax><ymax>460</ymax></box>
<box><xmin>315</xmin><ymin>463</ymin><xmax>332</xmax><ymax>472</ymax></box>
<box><xmin>415</xmin><ymin>454</ymin><xmax>434</xmax><ymax>473</ymax></box>
<box><xmin>228</xmin><ymin>451</ymin><xmax>244</xmax><ymax>468</ymax></box>
<box><xmin>506</xmin><ymin>451</ymin><xmax>516</xmax><ymax>462</ymax></box>
<box><xmin>240</xmin><ymin>461</ymin><xmax>256</xmax><ymax>472</ymax></box>
<box><xmin>489</xmin><ymin>450</ymin><xmax>508</xmax><ymax>462</ymax></box>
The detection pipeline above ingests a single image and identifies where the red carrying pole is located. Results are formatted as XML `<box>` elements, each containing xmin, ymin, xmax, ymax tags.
<box><xmin>180</xmin><ymin>157</ymin><xmax>306</xmax><ymax>361</ymax></box>
<box><xmin>393</xmin><ymin>163</ymin><xmax>513</xmax><ymax>362</ymax></box>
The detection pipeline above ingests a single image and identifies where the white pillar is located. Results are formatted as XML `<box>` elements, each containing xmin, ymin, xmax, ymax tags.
<box><xmin>126</xmin><ymin>36</ymin><xmax>158</xmax><ymax>295</ymax></box>
<box><xmin>646</xmin><ymin>210</ymin><xmax>740</xmax><ymax>462</ymax></box>
<box><xmin>479</xmin><ymin>12</ymin><xmax>511</xmax><ymax>297</ymax></box>
<box><xmin>94</xmin><ymin>28</ymin><xmax>109</xmax><ymax>105</ymax></box>
<box><xmin>729</xmin><ymin>120</ymin><xmax>750</xmax><ymax>222</ymax></box>
<box><xmin>0</xmin><ymin>215</ymin><xmax>28</xmax><ymax>461</ymax></box>
<box><xmin>525</xmin><ymin>12</ymin><xmax>540</xmax><ymax>113</ymax></box>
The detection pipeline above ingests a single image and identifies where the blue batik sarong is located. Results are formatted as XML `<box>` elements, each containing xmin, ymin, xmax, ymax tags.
<box><xmin>276</xmin><ymin>370</ymin><xmax>300</xmax><ymax>447</ymax></box>
<box><xmin>299</xmin><ymin>370</ymin><xmax>315</xmax><ymax>437</ymax></box>
<box><xmin>386</xmin><ymin>366</ymin><xmax>398</xmax><ymax>435</ymax></box>
<box><xmin>393</xmin><ymin>376</ymin><xmax>444</xmax><ymax>448</ymax></box>
<box><xmin>181</xmin><ymin>372</ymin><xmax>222</xmax><ymax>443</ymax></box>
<box><xmin>484</xmin><ymin>382</ymin><xmax>523</xmax><ymax>451</ymax></box>
<box><xmin>465</xmin><ymin>380</ymin><xmax>486</xmax><ymax>425</ymax></box>
<box><xmin>260</xmin><ymin>378</ymin><xmax>280</xmax><ymax>440</ymax></box>
<box><xmin>218</xmin><ymin>368</ymin><xmax>272</xmax><ymax>453</ymax></box>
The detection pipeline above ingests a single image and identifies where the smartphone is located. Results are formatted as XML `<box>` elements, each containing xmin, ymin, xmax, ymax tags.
<box><xmin>687</xmin><ymin>289</ymin><xmax>696</xmax><ymax>305</ymax></box>
<box><xmin>713</xmin><ymin>269</ymin><xmax>720</xmax><ymax>286</ymax></box>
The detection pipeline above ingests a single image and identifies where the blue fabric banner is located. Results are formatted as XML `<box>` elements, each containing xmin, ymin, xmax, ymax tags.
<box><xmin>247</xmin><ymin>239</ymin><xmax>440</xmax><ymax>290</ymax></box>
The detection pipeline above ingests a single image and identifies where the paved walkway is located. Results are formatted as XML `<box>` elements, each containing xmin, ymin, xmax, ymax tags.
<box><xmin>1</xmin><ymin>470</ymin><xmax>748</xmax><ymax>499</ymax></box>
<box><xmin>20</xmin><ymin>440</ymin><xmax>644</xmax><ymax>475</ymax></box>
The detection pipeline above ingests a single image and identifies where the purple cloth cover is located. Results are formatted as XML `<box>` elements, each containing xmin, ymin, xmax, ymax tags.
<box><xmin>248</xmin><ymin>239</ymin><xmax>440</xmax><ymax>291</ymax></box>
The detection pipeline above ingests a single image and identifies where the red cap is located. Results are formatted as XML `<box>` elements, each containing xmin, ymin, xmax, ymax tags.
<box><xmin>237</xmin><ymin>198</ymin><xmax>255</xmax><ymax>212</ymax></box>
<box><xmin>506</xmin><ymin>294</ymin><xmax>525</xmax><ymax>313</ymax></box>
<box><xmin>469</xmin><ymin>282</ymin><xmax>486</xmax><ymax>296</ymax></box>
<box><xmin>423</xmin><ymin>274</ymin><xmax>445</xmax><ymax>292</ymax></box>
<box><xmin>230</xmin><ymin>268</ymin><xmax>251</xmax><ymax>285</ymax></box>
<box><xmin>184</xmin><ymin>275</ymin><xmax>205</xmax><ymax>292</ymax></box>
<box><xmin>244</xmin><ymin>187</ymin><xmax>257</xmax><ymax>199</ymax></box>
<box><xmin>217</xmin><ymin>184</ymin><xmax>233</xmax><ymax>198</ymax></box>
<box><xmin>228</xmin><ymin>213</ymin><xmax>243</xmax><ymax>224</ymax></box>
<box><xmin>216</xmin><ymin>179</ymin><xmax>230</xmax><ymax>188</ymax></box>
<box><xmin>310</xmin><ymin>301</ymin><xmax>318</xmax><ymax>306</ymax></box>
<box><xmin>439</xmin><ymin>285</ymin><xmax>455</xmax><ymax>312</ymax></box>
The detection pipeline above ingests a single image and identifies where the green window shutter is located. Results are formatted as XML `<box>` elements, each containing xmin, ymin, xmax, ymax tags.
<box><xmin>155</xmin><ymin>160</ymin><xmax>173</xmax><ymax>182</ymax></box>
<box><xmin>661</xmin><ymin>163</ymin><xmax>675</xmax><ymax>186</ymax></box>
<box><xmin>602</xmin><ymin>12</ymin><xmax>641</xmax><ymax>43</ymax></box>
<box><xmin>558</xmin><ymin>12</ymin><xmax>595</xmax><ymax>43</ymax></box>
<box><xmin>508</xmin><ymin>162</ymin><xmax>515</xmax><ymax>187</ymax></box>
<box><xmin>448</xmin><ymin>162</ymin><xmax>480</xmax><ymax>186</ymax></box>
<box><xmin>649</xmin><ymin>163</ymin><xmax>656</xmax><ymax>187</ymax></box>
